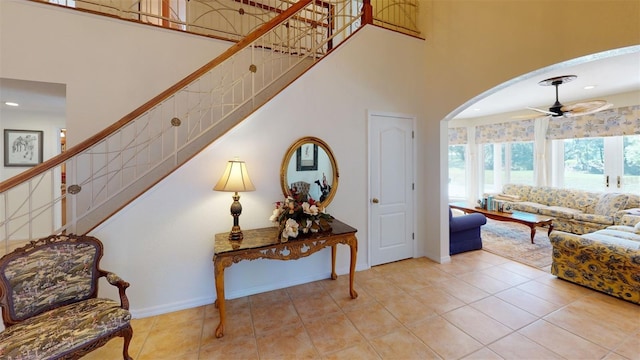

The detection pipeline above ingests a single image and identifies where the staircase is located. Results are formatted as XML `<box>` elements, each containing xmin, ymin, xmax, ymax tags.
<box><xmin>0</xmin><ymin>0</ymin><xmax>420</xmax><ymax>250</ymax></box>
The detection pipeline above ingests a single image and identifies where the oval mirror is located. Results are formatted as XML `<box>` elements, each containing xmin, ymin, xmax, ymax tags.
<box><xmin>280</xmin><ymin>137</ymin><xmax>339</xmax><ymax>208</ymax></box>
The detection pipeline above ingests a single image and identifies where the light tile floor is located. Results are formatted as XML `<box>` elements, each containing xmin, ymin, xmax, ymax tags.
<box><xmin>85</xmin><ymin>251</ymin><xmax>640</xmax><ymax>359</ymax></box>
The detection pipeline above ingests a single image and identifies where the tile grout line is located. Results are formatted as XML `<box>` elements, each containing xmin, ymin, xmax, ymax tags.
<box><xmin>125</xmin><ymin>254</ymin><xmax>638</xmax><ymax>360</ymax></box>
<box><xmin>196</xmin><ymin>307</ymin><xmax>206</xmax><ymax>360</ymax></box>
<box><xmin>133</xmin><ymin>315</ymin><xmax>157</xmax><ymax>359</ymax></box>
<box><xmin>247</xmin><ymin>295</ymin><xmax>261</xmax><ymax>360</ymax></box>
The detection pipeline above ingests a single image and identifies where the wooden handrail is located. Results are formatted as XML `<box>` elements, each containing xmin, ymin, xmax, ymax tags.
<box><xmin>0</xmin><ymin>0</ymin><xmax>313</xmax><ymax>193</ymax></box>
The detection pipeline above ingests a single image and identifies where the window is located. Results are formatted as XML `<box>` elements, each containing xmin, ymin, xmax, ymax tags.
<box><xmin>448</xmin><ymin>145</ymin><xmax>466</xmax><ymax>199</ymax></box>
<box><xmin>557</xmin><ymin>135</ymin><xmax>639</xmax><ymax>192</ymax></box>
<box><xmin>562</xmin><ymin>137</ymin><xmax>604</xmax><ymax>191</ymax></box>
<box><xmin>622</xmin><ymin>135</ymin><xmax>640</xmax><ymax>193</ymax></box>
<box><xmin>482</xmin><ymin>141</ymin><xmax>534</xmax><ymax>193</ymax></box>
<box><xmin>483</xmin><ymin>144</ymin><xmax>500</xmax><ymax>194</ymax></box>
<box><xmin>510</xmin><ymin>142</ymin><xmax>534</xmax><ymax>185</ymax></box>
<box><xmin>453</xmin><ymin>106</ymin><xmax>637</xmax><ymax>200</ymax></box>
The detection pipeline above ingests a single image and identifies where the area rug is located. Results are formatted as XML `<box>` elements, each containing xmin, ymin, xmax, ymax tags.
<box><xmin>481</xmin><ymin>219</ymin><xmax>553</xmax><ymax>270</ymax></box>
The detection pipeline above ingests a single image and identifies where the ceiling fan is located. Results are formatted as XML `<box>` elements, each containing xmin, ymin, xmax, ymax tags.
<box><xmin>521</xmin><ymin>75</ymin><xmax>613</xmax><ymax>119</ymax></box>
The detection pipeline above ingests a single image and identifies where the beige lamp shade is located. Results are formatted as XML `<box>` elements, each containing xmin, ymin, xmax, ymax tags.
<box><xmin>213</xmin><ymin>160</ymin><xmax>255</xmax><ymax>192</ymax></box>
<box><xmin>214</xmin><ymin>160</ymin><xmax>255</xmax><ymax>241</ymax></box>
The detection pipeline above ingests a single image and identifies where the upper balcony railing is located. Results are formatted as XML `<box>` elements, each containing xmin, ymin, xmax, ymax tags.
<box><xmin>1</xmin><ymin>0</ymin><xmax>419</xmax><ymax>252</ymax></box>
<box><xmin>42</xmin><ymin>0</ymin><xmax>421</xmax><ymax>40</ymax></box>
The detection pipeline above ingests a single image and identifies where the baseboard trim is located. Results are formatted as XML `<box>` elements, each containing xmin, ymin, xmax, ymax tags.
<box><xmin>130</xmin><ymin>296</ymin><xmax>214</xmax><ymax>319</ymax></box>
<box><xmin>130</xmin><ymin>264</ymin><xmax>369</xmax><ymax>318</ymax></box>
<box><xmin>224</xmin><ymin>263</ymin><xmax>368</xmax><ymax>298</ymax></box>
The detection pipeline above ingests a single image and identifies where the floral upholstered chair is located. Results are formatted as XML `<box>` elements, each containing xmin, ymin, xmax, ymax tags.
<box><xmin>0</xmin><ymin>234</ymin><xmax>133</xmax><ymax>359</ymax></box>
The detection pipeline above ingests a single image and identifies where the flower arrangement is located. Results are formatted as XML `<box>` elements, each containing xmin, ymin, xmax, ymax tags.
<box><xmin>269</xmin><ymin>189</ymin><xmax>332</xmax><ymax>240</ymax></box>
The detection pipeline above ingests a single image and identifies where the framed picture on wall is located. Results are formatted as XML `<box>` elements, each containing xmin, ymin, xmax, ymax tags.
<box><xmin>4</xmin><ymin>129</ymin><xmax>44</xmax><ymax>167</ymax></box>
<box><xmin>296</xmin><ymin>143</ymin><xmax>318</xmax><ymax>171</ymax></box>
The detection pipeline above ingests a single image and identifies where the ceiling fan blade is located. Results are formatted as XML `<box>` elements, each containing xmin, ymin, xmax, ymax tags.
<box><xmin>526</xmin><ymin>106</ymin><xmax>559</xmax><ymax>116</ymax></box>
<box><xmin>511</xmin><ymin>113</ymin><xmax>551</xmax><ymax>120</ymax></box>
<box><xmin>562</xmin><ymin>100</ymin><xmax>613</xmax><ymax>116</ymax></box>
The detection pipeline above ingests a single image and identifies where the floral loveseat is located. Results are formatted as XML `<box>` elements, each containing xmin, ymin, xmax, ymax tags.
<box><xmin>499</xmin><ymin>184</ymin><xmax>640</xmax><ymax>235</ymax></box>
<box><xmin>0</xmin><ymin>234</ymin><xmax>133</xmax><ymax>359</ymax></box>
<box><xmin>549</xmin><ymin>218</ymin><xmax>640</xmax><ymax>304</ymax></box>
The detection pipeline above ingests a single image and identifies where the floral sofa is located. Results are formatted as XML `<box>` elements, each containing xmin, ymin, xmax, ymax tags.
<box><xmin>0</xmin><ymin>234</ymin><xmax>133</xmax><ymax>359</ymax></box>
<box><xmin>499</xmin><ymin>184</ymin><xmax>640</xmax><ymax>235</ymax></box>
<box><xmin>549</xmin><ymin>219</ymin><xmax>640</xmax><ymax>304</ymax></box>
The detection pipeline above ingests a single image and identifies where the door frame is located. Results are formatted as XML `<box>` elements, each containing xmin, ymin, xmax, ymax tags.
<box><xmin>367</xmin><ymin>110</ymin><xmax>417</xmax><ymax>267</ymax></box>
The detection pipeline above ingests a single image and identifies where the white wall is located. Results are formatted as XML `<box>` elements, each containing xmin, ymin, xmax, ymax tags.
<box><xmin>0</xmin><ymin>0</ymin><xmax>231</xmax><ymax>146</ymax></box>
<box><xmin>92</xmin><ymin>27</ymin><xmax>427</xmax><ymax>317</ymax></box>
<box><xmin>0</xmin><ymin>0</ymin><xmax>429</xmax><ymax>319</ymax></box>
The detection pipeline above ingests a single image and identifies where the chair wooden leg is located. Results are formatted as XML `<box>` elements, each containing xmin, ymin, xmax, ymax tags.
<box><xmin>121</xmin><ymin>325</ymin><xmax>134</xmax><ymax>360</ymax></box>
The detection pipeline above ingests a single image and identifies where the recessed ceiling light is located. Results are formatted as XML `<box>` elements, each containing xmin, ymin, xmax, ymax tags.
<box><xmin>473</xmin><ymin>108</ymin><xmax>481</xmax><ymax>112</ymax></box>
<box><xmin>583</xmin><ymin>85</ymin><xmax>596</xmax><ymax>90</ymax></box>
<box><xmin>4</xmin><ymin>101</ymin><xmax>19</xmax><ymax>107</ymax></box>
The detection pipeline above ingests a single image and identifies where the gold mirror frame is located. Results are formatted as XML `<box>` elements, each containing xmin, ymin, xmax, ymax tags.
<box><xmin>280</xmin><ymin>137</ymin><xmax>339</xmax><ymax>208</ymax></box>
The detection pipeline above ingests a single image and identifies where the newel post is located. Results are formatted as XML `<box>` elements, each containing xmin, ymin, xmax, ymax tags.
<box><xmin>362</xmin><ymin>0</ymin><xmax>373</xmax><ymax>25</ymax></box>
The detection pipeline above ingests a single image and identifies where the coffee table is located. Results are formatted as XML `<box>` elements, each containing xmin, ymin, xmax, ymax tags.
<box><xmin>450</xmin><ymin>201</ymin><xmax>553</xmax><ymax>244</ymax></box>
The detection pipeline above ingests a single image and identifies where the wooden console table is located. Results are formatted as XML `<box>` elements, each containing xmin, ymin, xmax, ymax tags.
<box><xmin>212</xmin><ymin>219</ymin><xmax>358</xmax><ymax>338</ymax></box>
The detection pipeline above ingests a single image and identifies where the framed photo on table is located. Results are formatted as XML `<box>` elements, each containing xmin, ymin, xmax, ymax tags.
<box><xmin>4</xmin><ymin>129</ymin><xmax>43</xmax><ymax>167</ymax></box>
<box><xmin>296</xmin><ymin>143</ymin><xmax>317</xmax><ymax>171</ymax></box>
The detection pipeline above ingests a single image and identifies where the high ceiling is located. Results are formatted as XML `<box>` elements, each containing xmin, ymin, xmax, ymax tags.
<box><xmin>1</xmin><ymin>49</ymin><xmax>639</xmax><ymax>121</ymax></box>
<box><xmin>454</xmin><ymin>49</ymin><xmax>640</xmax><ymax>119</ymax></box>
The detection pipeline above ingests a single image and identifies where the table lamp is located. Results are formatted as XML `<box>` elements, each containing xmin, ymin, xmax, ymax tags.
<box><xmin>214</xmin><ymin>159</ymin><xmax>255</xmax><ymax>240</ymax></box>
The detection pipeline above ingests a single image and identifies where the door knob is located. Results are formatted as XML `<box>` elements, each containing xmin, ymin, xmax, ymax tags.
<box><xmin>372</xmin><ymin>198</ymin><xmax>379</xmax><ymax>204</ymax></box>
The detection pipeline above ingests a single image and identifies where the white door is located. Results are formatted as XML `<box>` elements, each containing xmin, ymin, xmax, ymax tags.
<box><xmin>369</xmin><ymin>112</ymin><xmax>415</xmax><ymax>266</ymax></box>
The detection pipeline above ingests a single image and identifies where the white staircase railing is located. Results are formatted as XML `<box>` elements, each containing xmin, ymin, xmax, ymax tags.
<box><xmin>1</xmin><ymin>0</ymin><xmax>375</xmax><ymax>252</ymax></box>
<box><xmin>44</xmin><ymin>0</ymin><xmax>421</xmax><ymax>40</ymax></box>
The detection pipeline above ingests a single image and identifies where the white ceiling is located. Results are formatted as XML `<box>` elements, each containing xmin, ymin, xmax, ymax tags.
<box><xmin>0</xmin><ymin>78</ymin><xmax>66</xmax><ymax>115</ymax></box>
<box><xmin>454</xmin><ymin>48</ymin><xmax>640</xmax><ymax>119</ymax></box>
<box><xmin>1</xmin><ymin>49</ymin><xmax>639</xmax><ymax>121</ymax></box>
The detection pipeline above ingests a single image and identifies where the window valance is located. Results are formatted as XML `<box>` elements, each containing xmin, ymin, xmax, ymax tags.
<box><xmin>546</xmin><ymin>105</ymin><xmax>640</xmax><ymax>140</ymax></box>
<box><xmin>448</xmin><ymin>127</ymin><xmax>468</xmax><ymax>145</ymax></box>
<box><xmin>448</xmin><ymin>105</ymin><xmax>639</xmax><ymax>146</ymax></box>
<box><xmin>475</xmin><ymin>119</ymin><xmax>535</xmax><ymax>144</ymax></box>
